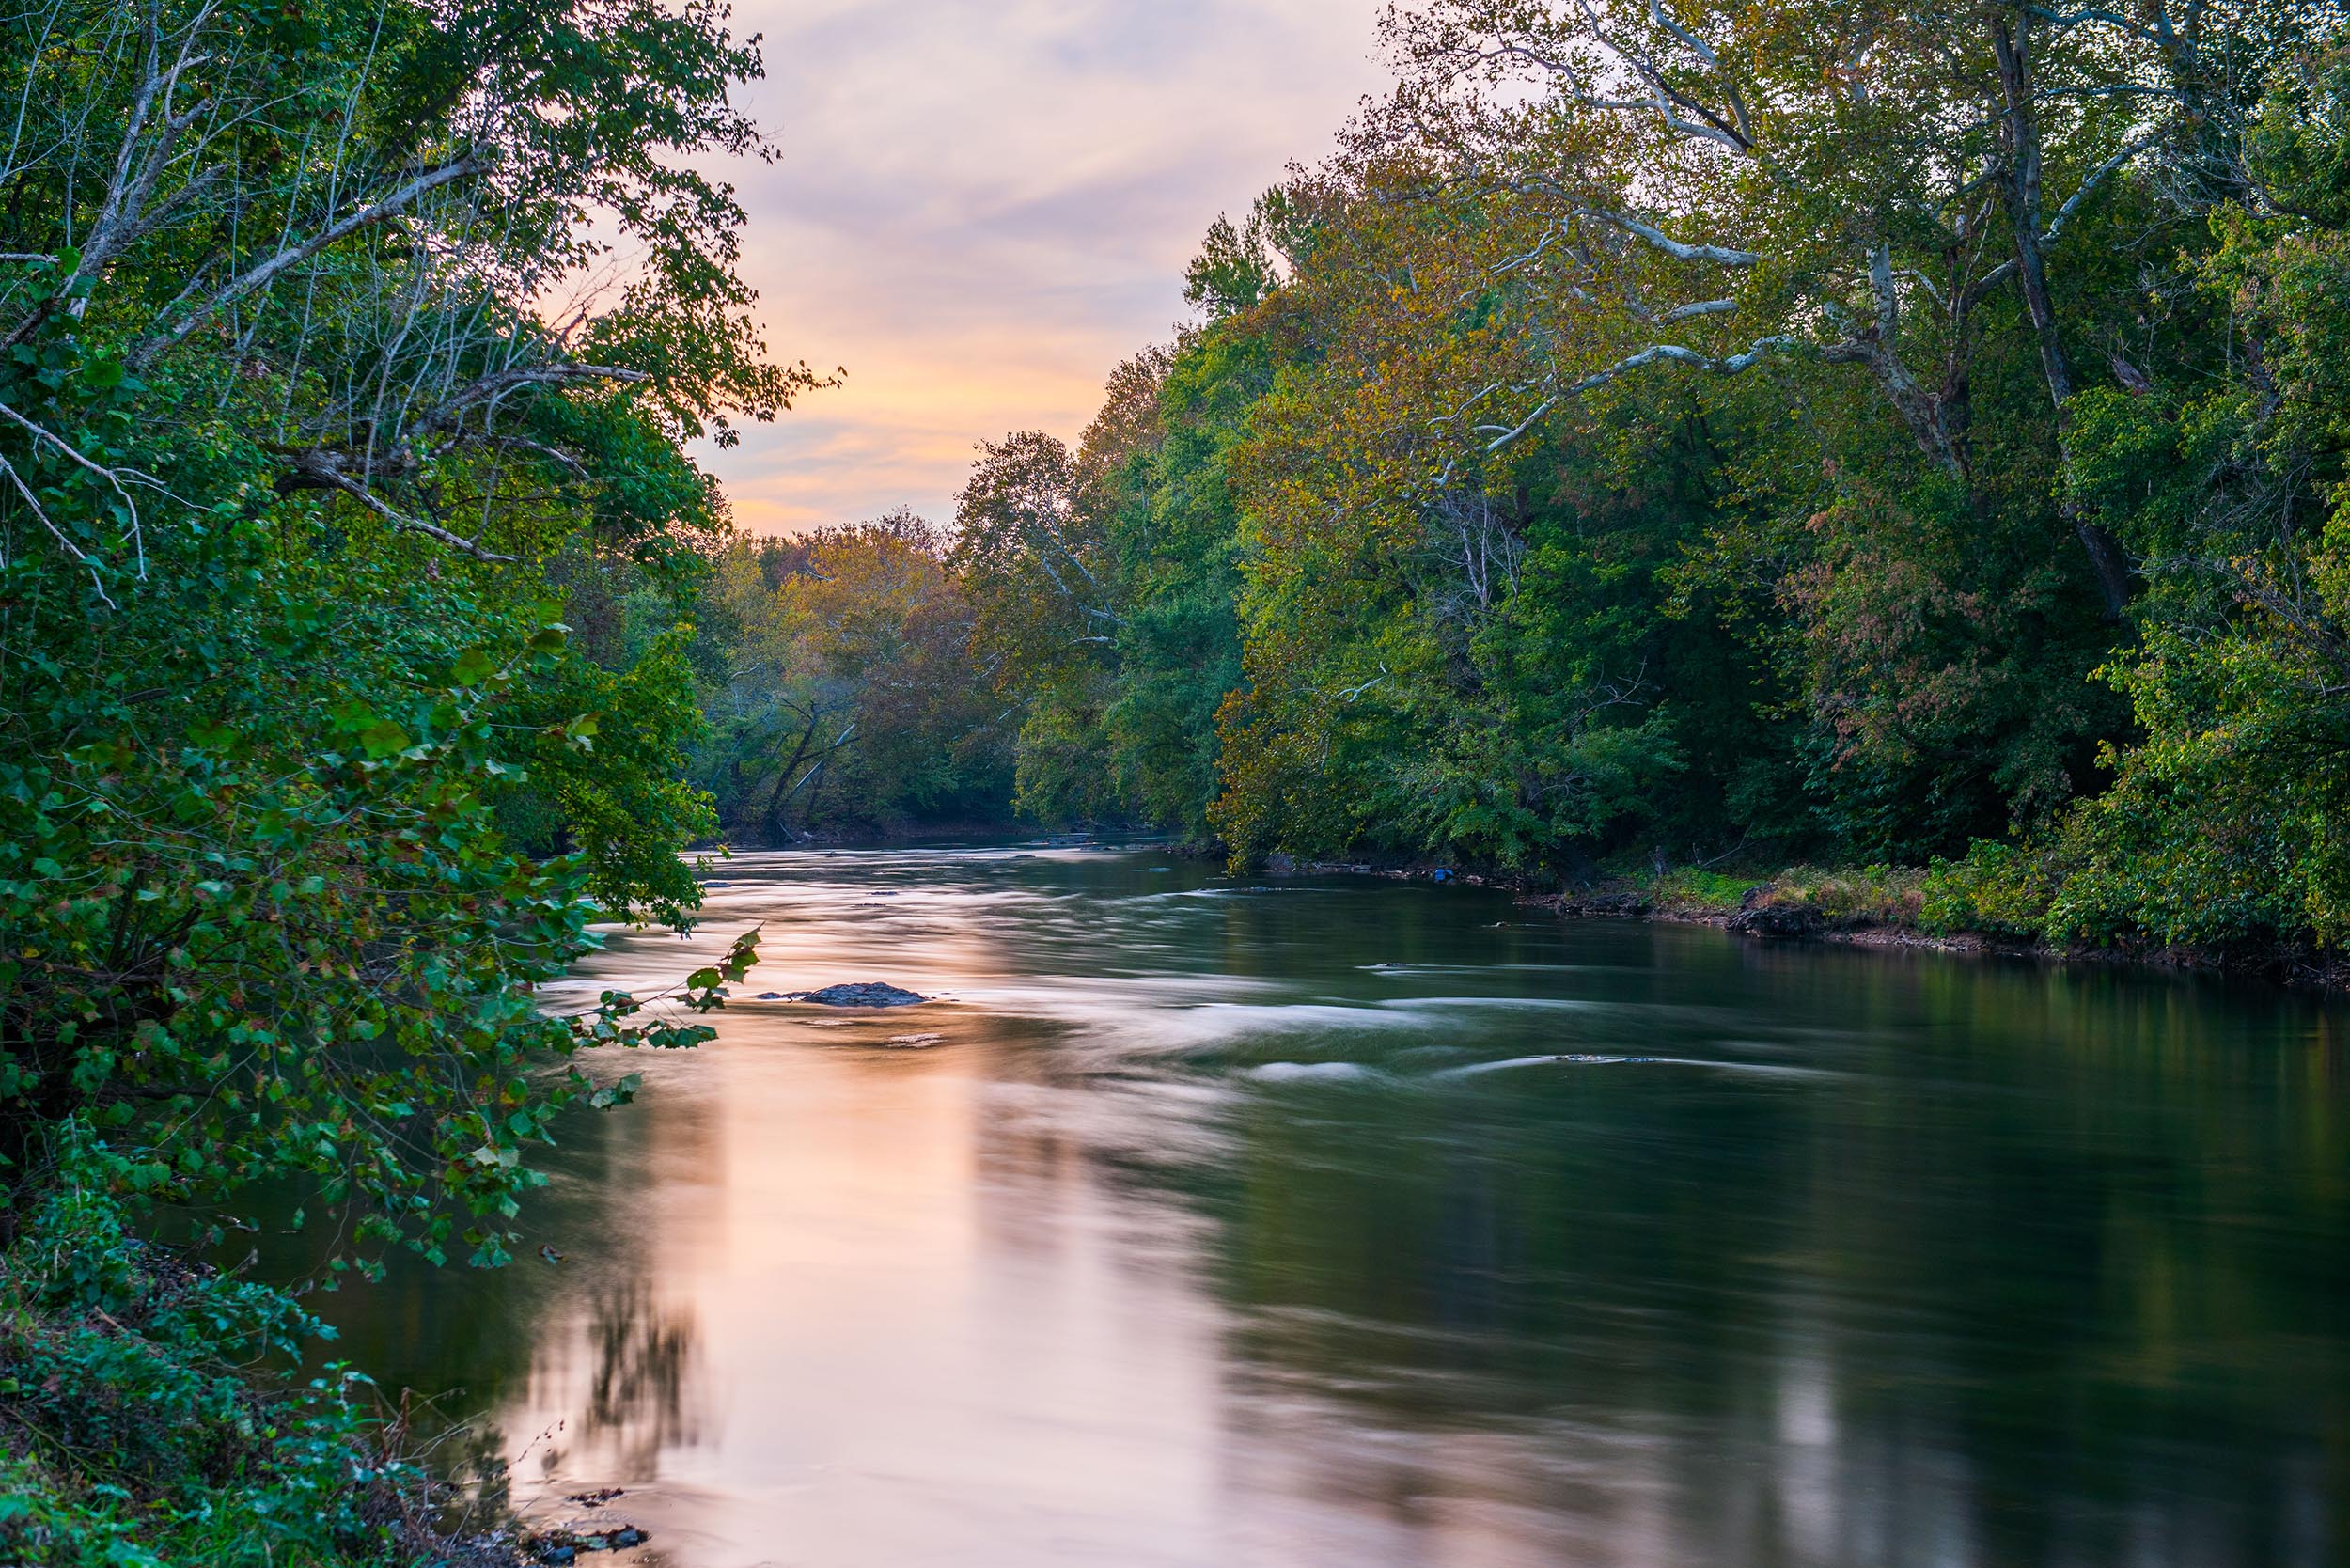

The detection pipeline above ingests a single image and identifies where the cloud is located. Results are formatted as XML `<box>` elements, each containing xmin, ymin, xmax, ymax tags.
<box><xmin>697</xmin><ymin>0</ymin><xmax>1386</xmax><ymax>533</ymax></box>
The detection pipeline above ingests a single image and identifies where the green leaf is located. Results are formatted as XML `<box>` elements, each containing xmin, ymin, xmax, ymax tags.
<box><xmin>588</xmin><ymin>1073</ymin><xmax>642</xmax><ymax>1109</ymax></box>
<box><xmin>358</xmin><ymin>719</ymin><xmax>411</xmax><ymax>759</ymax></box>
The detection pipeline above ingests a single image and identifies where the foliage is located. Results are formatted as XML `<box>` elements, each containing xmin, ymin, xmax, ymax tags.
<box><xmin>0</xmin><ymin>1136</ymin><xmax>450</xmax><ymax>1567</ymax></box>
<box><xmin>1999</xmin><ymin>43</ymin><xmax>2350</xmax><ymax>955</ymax></box>
<box><xmin>0</xmin><ymin>0</ymin><xmax>787</xmax><ymax>1266</ymax></box>
<box><xmin>1920</xmin><ymin>842</ymin><xmax>2060</xmax><ymax>941</ymax></box>
<box><xmin>949</xmin><ymin>334</ymin><xmax>1255</xmax><ymax>839</ymax></box>
<box><xmin>696</xmin><ymin>513</ymin><xmax>1012</xmax><ymax>839</ymax></box>
<box><xmin>943</xmin><ymin>5</ymin><xmax>2350</xmax><ymax>969</ymax></box>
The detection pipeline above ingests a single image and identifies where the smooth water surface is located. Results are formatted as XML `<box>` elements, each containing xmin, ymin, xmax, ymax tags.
<box><xmin>306</xmin><ymin>846</ymin><xmax>2350</xmax><ymax>1567</ymax></box>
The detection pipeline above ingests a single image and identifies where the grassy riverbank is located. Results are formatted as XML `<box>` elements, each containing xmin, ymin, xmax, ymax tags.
<box><xmin>1525</xmin><ymin>861</ymin><xmax>2350</xmax><ymax>992</ymax></box>
<box><xmin>1238</xmin><ymin>844</ymin><xmax>2341</xmax><ymax>990</ymax></box>
<box><xmin>1257</xmin><ymin>842</ymin><xmax>2342</xmax><ymax>988</ymax></box>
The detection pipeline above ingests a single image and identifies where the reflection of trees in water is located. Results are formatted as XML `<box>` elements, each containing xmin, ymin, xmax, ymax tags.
<box><xmin>376</xmin><ymin>1277</ymin><xmax>707</xmax><ymax>1525</ymax></box>
<box><xmin>1110</xmin><ymin>933</ymin><xmax>2350</xmax><ymax>1566</ymax></box>
<box><xmin>555</xmin><ymin>1280</ymin><xmax>706</xmax><ymax>1475</ymax></box>
<box><xmin>435</xmin><ymin>1272</ymin><xmax>710</xmax><ymax>1507</ymax></box>
<box><xmin>258</xmin><ymin>1035</ymin><xmax>725</xmax><ymax>1497</ymax></box>
<box><xmin>414</xmin><ymin>1413</ymin><xmax>522</xmax><ymax>1531</ymax></box>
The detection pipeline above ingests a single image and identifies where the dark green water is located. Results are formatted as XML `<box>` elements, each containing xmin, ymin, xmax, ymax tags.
<box><xmin>304</xmin><ymin>845</ymin><xmax>2350</xmax><ymax>1566</ymax></box>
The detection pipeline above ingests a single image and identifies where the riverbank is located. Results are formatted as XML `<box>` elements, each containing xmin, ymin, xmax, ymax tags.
<box><xmin>699</xmin><ymin>835</ymin><xmax>2347</xmax><ymax>994</ymax></box>
<box><xmin>1257</xmin><ymin>853</ymin><xmax>2349</xmax><ymax>995</ymax></box>
<box><xmin>1522</xmin><ymin>864</ymin><xmax>2350</xmax><ymax>994</ymax></box>
<box><xmin>0</xmin><ymin>1166</ymin><xmax>531</xmax><ymax>1568</ymax></box>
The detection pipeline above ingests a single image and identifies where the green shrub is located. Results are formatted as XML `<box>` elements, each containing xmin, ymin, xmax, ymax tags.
<box><xmin>0</xmin><ymin>1138</ymin><xmax>455</xmax><ymax>1568</ymax></box>
<box><xmin>1920</xmin><ymin>842</ymin><xmax>2059</xmax><ymax>940</ymax></box>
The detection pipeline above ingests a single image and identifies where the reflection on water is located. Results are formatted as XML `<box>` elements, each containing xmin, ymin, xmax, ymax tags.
<box><xmin>297</xmin><ymin>846</ymin><xmax>2350</xmax><ymax>1567</ymax></box>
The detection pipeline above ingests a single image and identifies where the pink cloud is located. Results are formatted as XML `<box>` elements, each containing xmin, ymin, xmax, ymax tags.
<box><xmin>695</xmin><ymin>0</ymin><xmax>1386</xmax><ymax>534</ymax></box>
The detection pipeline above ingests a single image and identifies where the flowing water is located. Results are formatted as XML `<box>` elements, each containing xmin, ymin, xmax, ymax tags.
<box><xmin>301</xmin><ymin>844</ymin><xmax>2349</xmax><ymax>1567</ymax></box>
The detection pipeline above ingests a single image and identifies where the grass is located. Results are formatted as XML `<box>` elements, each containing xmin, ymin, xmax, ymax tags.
<box><xmin>1757</xmin><ymin>863</ymin><xmax>1931</xmax><ymax>926</ymax></box>
<box><xmin>1642</xmin><ymin>866</ymin><xmax>1754</xmax><ymax>912</ymax></box>
<box><xmin>1622</xmin><ymin>860</ymin><xmax>1937</xmax><ymax>929</ymax></box>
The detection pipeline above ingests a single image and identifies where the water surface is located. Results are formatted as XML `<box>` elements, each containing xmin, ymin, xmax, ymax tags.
<box><xmin>309</xmin><ymin>845</ymin><xmax>2350</xmax><ymax>1567</ymax></box>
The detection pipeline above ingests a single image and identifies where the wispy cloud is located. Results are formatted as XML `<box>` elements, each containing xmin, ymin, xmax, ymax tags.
<box><xmin>699</xmin><ymin>0</ymin><xmax>1386</xmax><ymax>532</ymax></box>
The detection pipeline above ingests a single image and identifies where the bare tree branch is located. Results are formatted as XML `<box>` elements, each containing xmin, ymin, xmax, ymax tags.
<box><xmin>133</xmin><ymin>149</ymin><xmax>488</xmax><ymax>365</ymax></box>
<box><xmin>283</xmin><ymin>448</ymin><xmax>517</xmax><ymax>562</ymax></box>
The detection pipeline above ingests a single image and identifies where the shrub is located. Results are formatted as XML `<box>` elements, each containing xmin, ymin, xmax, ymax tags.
<box><xmin>1920</xmin><ymin>841</ymin><xmax>2059</xmax><ymax>940</ymax></box>
<box><xmin>0</xmin><ymin>1137</ymin><xmax>471</xmax><ymax>1568</ymax></box>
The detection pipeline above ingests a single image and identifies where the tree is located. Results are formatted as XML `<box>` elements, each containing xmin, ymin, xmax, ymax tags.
<box><xmin>2004</xmin><ymin>42</ymin><xmax>2350</xmax><ymax>955</ymax></box>
<box><xmin>1372</xmin><ymin>0</ymin><xmax>2328</xmax><ymax>616</ymax></box>
<box><xmin>700</xmin><ymin>513</ymin><xmax>1011</xmax><ymax>839</ymax></box>
<box><xmin>0</xmin><ymin>0</ymin><xmax>798</xmax><ymax>1265</ymax></box>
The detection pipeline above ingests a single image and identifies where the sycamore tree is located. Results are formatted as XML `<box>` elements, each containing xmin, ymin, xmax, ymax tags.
<box><xmin>0</xmin><ymin>0</ymin><xmax>807</xmax><ymax>1265</ymax></box>
<box><xmin>1374</xmin><ymin>0</ymin><xmax>2326</xmax><ymax>616</ymax></box>
<box><xmin>1204</xmin><ymin>178</ymin><xmax>1700</xmax><ymax>870</ymax></box>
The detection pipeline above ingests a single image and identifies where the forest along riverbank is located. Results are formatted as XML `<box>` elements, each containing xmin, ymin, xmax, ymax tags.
<box><xmin>289</xmin><ymin>844</ymin><xmax>2350</xmax><ymax>1568</ymax></box>
<box><xmin>1529</xmin><ymin>868</ymin><xmax>2350</xmax><ymax>991</ymax></box>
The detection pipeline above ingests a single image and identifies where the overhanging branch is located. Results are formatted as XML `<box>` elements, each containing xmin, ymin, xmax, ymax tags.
<box><xmin>283</xmin><ymin>448</ymin><xmax>517</xmax><ymax>562</ymax></box>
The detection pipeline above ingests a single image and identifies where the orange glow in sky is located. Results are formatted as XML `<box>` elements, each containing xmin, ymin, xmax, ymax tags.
<box><xmin>696</xmin><ymin>0</ymin><xmax>1387</xmax><ymax>534</ymax></box>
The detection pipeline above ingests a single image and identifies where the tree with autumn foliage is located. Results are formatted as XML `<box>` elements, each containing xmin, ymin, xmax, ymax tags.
<box><xmin>700</xmin><ymin>512</ymin><xmax>1012</xmax><ymax>839</ymax></box>
<box><xmin>956</xmin><ymin>0</ymin><xmax>2350</xmax><ymax>975</ymax></box>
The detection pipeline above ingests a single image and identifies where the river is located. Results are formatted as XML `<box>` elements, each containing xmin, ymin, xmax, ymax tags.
<box><xmin>306</xmin><ymin>843</ymin><xmax>2349</xmax><ymax>1567</ymax></box>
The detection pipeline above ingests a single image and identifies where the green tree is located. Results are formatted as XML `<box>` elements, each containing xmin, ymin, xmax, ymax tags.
<box><xmin>0</xmin><ymin>0</ymin><xmax>798</xmax><ymax>1265</ymax></box>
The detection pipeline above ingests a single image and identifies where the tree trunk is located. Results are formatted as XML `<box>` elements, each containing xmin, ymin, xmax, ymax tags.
<box><xmin>761</xmin><ymin>713</ymin><xmax>822</xmax><ymax>843</ymax></box>
<box><xmin>1992</xmin><ymin>12</ymin><xmax>2134</xmax><ymax>621</ymax></box>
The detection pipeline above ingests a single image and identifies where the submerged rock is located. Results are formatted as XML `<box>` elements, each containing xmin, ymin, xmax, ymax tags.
<box><xmin>525</xmin><ymin>1519</ymin><xmax>650</xmax><ymax>1562</ymax></box>
<box><xmin>789</xmin><ymin>981</ymin><xmax>928</xmax><ymax>1008</ymax></box>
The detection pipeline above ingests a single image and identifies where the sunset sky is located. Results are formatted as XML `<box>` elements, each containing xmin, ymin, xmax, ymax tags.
<box><xmin>700</xmin><ymin>0</ymin><xmax>1388</xmax><ymax>534</ymax></box>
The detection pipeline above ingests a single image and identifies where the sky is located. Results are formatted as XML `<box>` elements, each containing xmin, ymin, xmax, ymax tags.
<box><xmin>699</xmin><ymin>0</ymin><xmax>1391</xmax><ymax>534</ymax></box>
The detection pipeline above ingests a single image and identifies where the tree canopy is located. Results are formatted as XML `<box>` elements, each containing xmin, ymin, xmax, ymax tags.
<box><xmin>0</xmin><ymin>0</ymin><xmax>793</xmax><ymax>1267</ymax></box>
<box><xmin>957</xmin><ymin>1</ymin><xmax>2350</xmax><ymax>964</ymax></box>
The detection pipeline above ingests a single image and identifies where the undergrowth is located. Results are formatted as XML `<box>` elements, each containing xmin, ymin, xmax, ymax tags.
<box><xmin>0</xmin><ymin>1132</ymin><xmax>511</xmax><ymax>1568</ymax></box>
